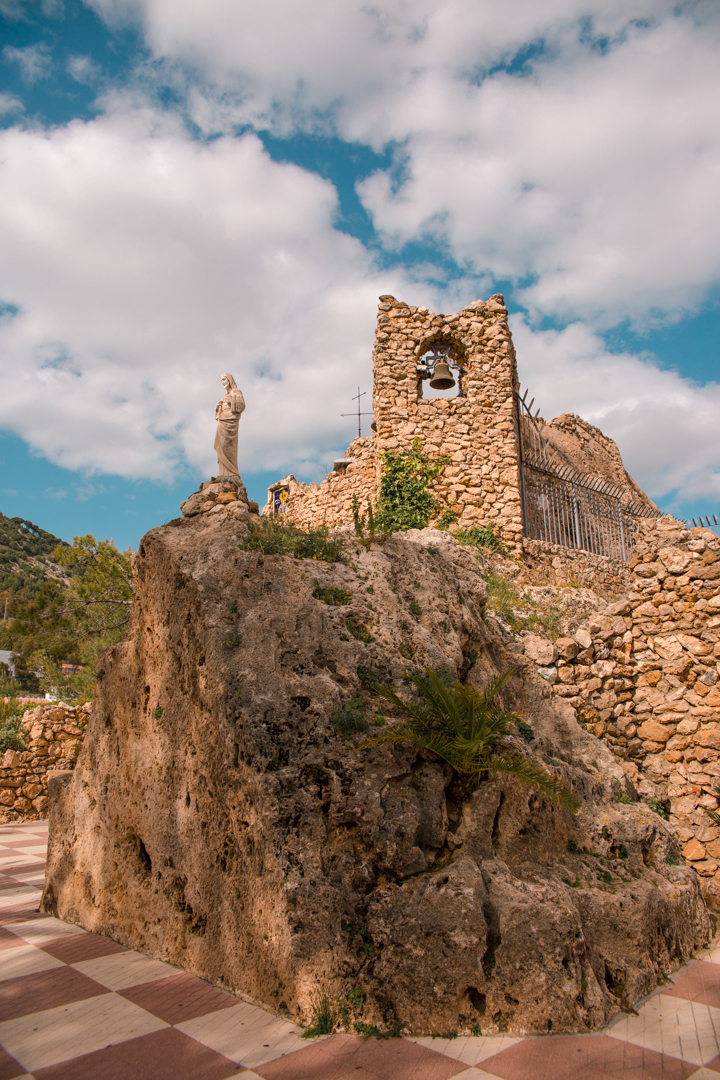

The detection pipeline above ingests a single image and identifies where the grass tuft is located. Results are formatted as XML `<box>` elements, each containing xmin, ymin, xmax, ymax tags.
<box><xmin>242</xmin><ymin>517</ymin><xmax>345</xmax><ymax>563</ymax></box>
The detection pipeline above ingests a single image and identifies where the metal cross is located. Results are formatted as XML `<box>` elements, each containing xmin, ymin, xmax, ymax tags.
<box><xmin>341</xmin><ymin>387</ymin><xmax>373</xmax><ymax>438</ymax></box>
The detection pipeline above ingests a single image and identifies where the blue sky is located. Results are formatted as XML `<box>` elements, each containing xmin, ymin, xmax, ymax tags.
<box><xmin>0</xmin><ymin>0</ymin><xmax>719</xmax><ymax>549</ymax></box>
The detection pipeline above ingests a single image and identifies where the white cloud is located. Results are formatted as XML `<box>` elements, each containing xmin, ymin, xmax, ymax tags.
<box><xmin>67</xmin><ymin>54</ymin><xmax>101</xmax><ymax>84</ymax></box>
<box><xmin>358</xmin><ymin>14</ymin><xmax>720</xmax><ymax>328</ymax></box>
<box><xmin>2</xmin><ymin>0</ymin><xmax>719</xmax><ymax>510</ymax></box>
<box><xmin>84</xmin><ymin>0</ymin><xmax>720</xmax><ymax>329</ymax></box>
<box><xmin>0</xmin><ymin>92</ymin><xmax>23</xmax><ymax>115</ymax></box>
<box><xmin>2</xmin><ymin>43</ymin><xmax>52</xmax><ymax>83</ymax></box>
<box><xmin>0</xmin><ymin>105</ymin><xmax>409</xmax><ymax>483</ymax></box>
<box><xmin>512</xmin><ymin>316</ymin><xmax>720</xmax><ymax>507</ymax></box>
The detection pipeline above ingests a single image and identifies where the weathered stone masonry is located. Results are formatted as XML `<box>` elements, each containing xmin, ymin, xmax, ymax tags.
<box><xmin>0</xmin><ymin>702</ymin><xmax>88</xmax><ymax>823</ymax></box>
<box><xmin>268</xmin><ymin>294</ymin><xmax>525</xmax><ymax>543</ymax></box>
<box><xmin>521</xmin><ymin>516</ymin><xmax>720</xmax><ymax>901</ymax></box>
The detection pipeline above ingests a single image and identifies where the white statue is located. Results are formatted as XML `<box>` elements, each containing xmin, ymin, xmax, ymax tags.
<box><xmin>214</xmin><ymin>373</ymin><xmax>245</xmax><ymax>478</ymax></box>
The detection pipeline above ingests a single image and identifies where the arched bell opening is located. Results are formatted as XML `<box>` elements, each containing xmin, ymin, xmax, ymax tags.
<box><xmin>416</xmin><ymin>338</ymin><xmax>468</xmax><ymax>400</ymax></box>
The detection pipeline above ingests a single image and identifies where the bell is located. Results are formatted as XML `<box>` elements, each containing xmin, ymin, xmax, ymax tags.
<box><xmin>429</xmin><ymin>360</ymin><xmax>455</xmax><ymax>390</ymax></box>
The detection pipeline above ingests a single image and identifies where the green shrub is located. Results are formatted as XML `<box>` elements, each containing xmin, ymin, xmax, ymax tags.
<box><xmin>242</xmin><ymin>517</ymin><xmax>345</xmax><ymax>563</ymax></box>
<box><xmin>436</xmin><ymin>507</ymin><xmax>461</xmax><ymax>530</ymax></box>
<box><xmin>646</xmin><ymin>796</ymin><xmax>668</xmax><ymax>819</ymax></box>
<box><xmin>357</xmin><ymin>663</ymin><xmax>383</xmax><ymax>687</ymax></box>
<box><xmin>354</xmin><ymin>1020</ymin><xmax>402</xmax><ymax>1039</ymax></box>
<box><xmin>0</xmin><ymin>713</ymin><xmax>27</xmax><ymax>753</ymax></box>
<box><xmin>346</xmin><ymin>617</ymin><xmax>374</xmax><ymax>643</ymax></box>
<box><xmin>302</xmin><ymin>996</ymin><xmax>336</xmax><ymax>1038</ymax></box>
<box><xmin>363</xmin><ymin>668</ymin><xmax>579</xmax><ymax>809</ymax></box>
<box><xmin>515</xmin><ymin>720</ymin><xmax>535</xmax><ymax>742</ymax></box>
<box><xmin>455</xmin><ymin>524</ymin><xmax>508</xmax><ymax>554</ymax></box>
<box><xmin>313</xmin><ymin>580</ymin><xmax>352</xmax><ymax>605</ymax></box>
<box><xmin>332</xmin><ymin>697</ymin><xmax>369</xmax><ymax>736</ymax></box>
<box><xmin>485</xmin><ymin>573</ymin><xmax>521</xmax><ymax>627</ymax></box>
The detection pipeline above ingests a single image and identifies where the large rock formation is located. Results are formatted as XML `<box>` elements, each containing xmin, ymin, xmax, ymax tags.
<box><xmin>43</xmin><ymin>503</ymin><xmax>710</xmax><ymax>1035</ymax></box>
<box><xmin>539</xmin><ymin>412</ymin><xmax>657</xmax><ymax>511</ymax></box>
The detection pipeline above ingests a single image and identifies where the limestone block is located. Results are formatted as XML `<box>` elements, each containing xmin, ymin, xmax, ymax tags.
<box><xmin>694</xmin><ymin>728</ymin><xmax>720</xmax><ymax>749</ymax></box>
<box><xmin>574</xmin><ymin>629</ymin><xmax>593</xmax><ymax>650</ymax></box>
<box><xmin>637</xmin><ymin>720</ymin><xmax>673</xmax><ymax>743</ymax></box>
<box><xmin>683</xmin><ymin>839</ymin><xmax>706</xmax><ymax>861</ymax></box>
<box><xmin>555</xmin><ymin>638</ymin><xmax>579</xmax><ymax>661</ymax></box>
<box><xmin>181</xmin><ymin>490</ymin><xmax>216</xmax><ymax>517</ymax></box>
<box><xmin>675</xmin><ymin>633</ymin><xmax>713</xmax><ymax>657</ymax></box>
<box><xmin>658</xmin><ymin>549</ymin><xmax>692</xmax><ymax>574</ymax></box>
<box><xmin>523</xmin><ymin>636</ymin><xmax>558</xmax><ymax>665</ymax></box>
<box><xmin>654</xmin><ymin>636</ymin><xmax>684</xmax><ymax>661</ymax></box>
<box><xmin>606</xmin><ymin>599</ymin><xmax>632</xmax><ymax>616</ymax></box>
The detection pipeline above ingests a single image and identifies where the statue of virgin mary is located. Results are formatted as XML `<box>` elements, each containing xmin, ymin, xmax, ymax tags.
<box><xmin>214</xmin><ymin>373</ymin><xmax>245</xmax><ymax>478</ymax></box>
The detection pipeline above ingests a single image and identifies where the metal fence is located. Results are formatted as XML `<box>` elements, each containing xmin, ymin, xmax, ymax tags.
<box><xmin>684</xmin><ymin>513</ymin><xmax>720</xmax><ymax>536</ymax></box>
<box><xmin>515</xmin><ymin>390</ymin><xmax>660</xmax><ymax>562</ymax></box>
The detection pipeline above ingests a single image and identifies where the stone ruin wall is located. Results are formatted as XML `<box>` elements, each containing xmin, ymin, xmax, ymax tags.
<box><xmin>268</xmin><ymin>436</ymin><xmax>379</xmax><ymax>531</ymax></box>
<box><xmin>521</xmin><ymin>516</ymin><xmax>720</xmax><ymax>901</ymax></box>
<box><xmin>519</xmin><ymin>537</ymin><xmax>631</xmax><ymax>593</ymax></box>
<box><xmin>267</xmin><ymin>293</ymin><xmax>525</xmax><ymax>544</ymax></box>
<box><xmin>0</xmin><ymin>702</ymin><xmax>88</xmax><ymax>823</ymax></box>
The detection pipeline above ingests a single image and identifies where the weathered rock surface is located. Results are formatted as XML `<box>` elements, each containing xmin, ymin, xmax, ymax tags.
<box><xmin>43</xmin><ymin>509</ymin><xmax>710</xmax><ymax>1035</ymax></box>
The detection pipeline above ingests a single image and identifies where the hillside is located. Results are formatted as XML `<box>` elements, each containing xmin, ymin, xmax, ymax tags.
<box><xmin>0</xmin><ymin>513</ymin><xmax>67</xmax><ymax>605</ymax></box>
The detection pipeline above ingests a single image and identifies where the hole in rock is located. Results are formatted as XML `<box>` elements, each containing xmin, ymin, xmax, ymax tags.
<box><xmin>481</xmin><ymin>901</ymin><xmax>501</xmax><ymax>977</ymax></box>
<box><xmin>491</xmin><ymin>794</ymin><xmax>504</xmax><ymax>849</ymax></box>
<box><xmin>604</xmin><ymin>964</ymin><xmax>625</xmax><ymax>995</ymax></box>
<box><xmin>127</xmin><ymin>833</ymin><xmax>152</xmax><ymax>879</ymax></box>
<box><xmin>466</xmin><ymin>987</ymin><xmax>486</xmax><ymax>1015</ymax></box>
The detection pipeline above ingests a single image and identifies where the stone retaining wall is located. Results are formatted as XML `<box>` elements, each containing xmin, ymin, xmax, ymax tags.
<box><xmin>0</xmin><ymin>703</ymin><xmax>89</xmax><ymax>823</ymax></box>
<box><xmin>521</xmin><ymin>516</ymin><xmax>720</xmax><ymax>898</ymax></box>
<box><xmin>519</xmin><ymin>537</ymin><xmax>630</xmax><ymax>592</ymax></box>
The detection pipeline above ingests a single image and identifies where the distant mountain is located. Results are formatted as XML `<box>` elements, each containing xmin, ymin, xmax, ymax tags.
<box><xmin>0</xmin><ymin>513</ymin><xmax>67</xmax><ymax>605</ymax></box>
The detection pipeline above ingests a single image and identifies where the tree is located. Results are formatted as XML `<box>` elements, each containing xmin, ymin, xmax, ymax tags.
<box><xmin>361</xmin><ymin>667</ymin><xmax>580</xmax><ymax>809</ymax></box>
<box><xmin>5</xmin><ymin>535</ymin><xmax>134</xmax><ymax>703</ymax></box>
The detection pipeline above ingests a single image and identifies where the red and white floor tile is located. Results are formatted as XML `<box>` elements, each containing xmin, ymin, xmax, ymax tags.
<box><xmin>2</xmin><ymin>819</ymin><xmax>720</xmax><ymax>1078</ymax></box>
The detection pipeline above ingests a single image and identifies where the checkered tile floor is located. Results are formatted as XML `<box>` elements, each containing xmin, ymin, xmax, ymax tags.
<box><xmin>3</xmin><ymin>822</ymin><xmax>720</xmax><ymax>1079</ymax></box>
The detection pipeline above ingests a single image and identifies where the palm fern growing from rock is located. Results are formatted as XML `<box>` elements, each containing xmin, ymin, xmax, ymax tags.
<box><xmin>362</xmin><ymin>667</ymin><xmax>579</xmax><ymax>809</ymax></box>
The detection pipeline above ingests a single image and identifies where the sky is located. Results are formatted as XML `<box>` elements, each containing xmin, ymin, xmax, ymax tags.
<box><xmin>0</xmin><ymin>0</ymin><xmax>719</xmax><ymax>549</ymax></box>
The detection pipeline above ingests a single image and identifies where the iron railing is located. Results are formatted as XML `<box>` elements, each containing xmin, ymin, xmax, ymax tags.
<box><xmin>684</xmin><ymin>513</ymin><xmax>720</xmax><ymax>536</ymax></box>
<box><xmin>515</xmin><ymin>389</ymin><xmax>660</xmax><ymax>562</ymax></box>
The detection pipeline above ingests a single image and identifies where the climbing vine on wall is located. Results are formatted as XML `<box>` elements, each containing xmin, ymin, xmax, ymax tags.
<box><xmin>373</xmin><ymin>439</ymin><xmax>449</xmax><ymax>533</ymax></box>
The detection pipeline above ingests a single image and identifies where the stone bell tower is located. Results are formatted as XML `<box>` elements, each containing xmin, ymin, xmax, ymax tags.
<box><xmin>370</xmin><ymin>293</ymin><xmax>525</xmax><ymax>542</ymax></box>
<box><xmin>266</xmin><ymin>293</ymin><xmax>526</xmax><ymax>544</ymax></box>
